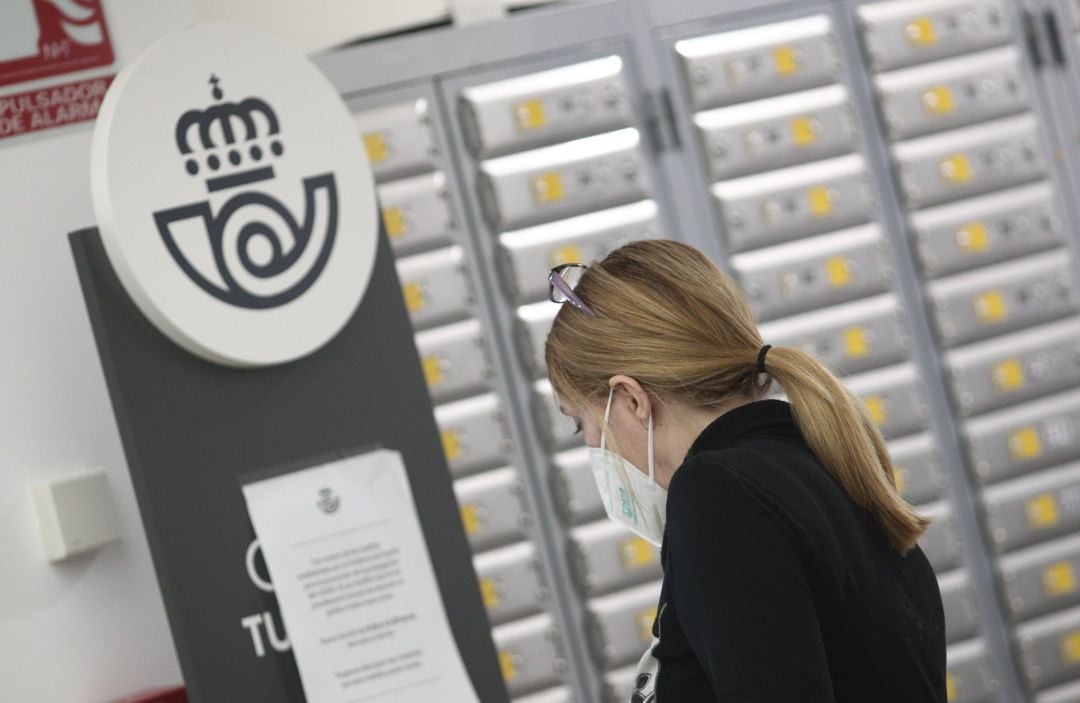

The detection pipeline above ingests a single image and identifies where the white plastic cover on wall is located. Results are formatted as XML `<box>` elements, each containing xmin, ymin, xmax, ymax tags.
<box><xmin>195</xmin><ymin>0</ymin><xmax>560</xmax><ymax>54</ymax></box>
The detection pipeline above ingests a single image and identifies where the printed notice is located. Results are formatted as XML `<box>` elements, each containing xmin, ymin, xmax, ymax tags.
<box><xmin>242</xmin><ymin>449</ymin><xmax>479</xmax><ymax>703</ymax></box>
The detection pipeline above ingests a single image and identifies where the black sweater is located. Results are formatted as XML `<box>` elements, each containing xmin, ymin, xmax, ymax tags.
<box><xmin>631</xmin><ymin>399</ymin><xmax>946</xmax><ymax>702</ymax></box>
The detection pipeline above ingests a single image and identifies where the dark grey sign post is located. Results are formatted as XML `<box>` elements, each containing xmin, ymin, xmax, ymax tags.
<box><xmin>69</xmin><ymin>227</ymin><xmax>508</xmax><ymax>703</ymax></box>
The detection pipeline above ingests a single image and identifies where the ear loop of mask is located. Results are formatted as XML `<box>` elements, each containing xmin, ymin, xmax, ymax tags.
<box><xmin>601</xmin><ymin>388</ymin><xmax>614</xmax><ymax>452</ymax></box>
<box><xmin>602</xmin><ymin>387</ymin><xmax>657</xmax><ymax>494</ymax></box>
<box><xmin>647</xmin><ymin>409</ymin><xmax>655</xmax><ymax>488</ymax></box>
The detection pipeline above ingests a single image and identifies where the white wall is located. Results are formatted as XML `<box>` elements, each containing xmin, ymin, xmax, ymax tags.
<box><xmin>0</xmin><ymin>1</ymin><xmax>197</xmax><ymax>701</ymax></box>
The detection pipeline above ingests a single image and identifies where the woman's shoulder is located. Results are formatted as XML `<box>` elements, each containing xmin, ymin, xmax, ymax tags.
<box><xmin>668</xmin><ymin>449</ymin><xmax>802</xmax><ymax>531</ymax></box>
<box><xmin>663</xmin><ymin>450</ymin><xmax>813</xmax><ymax>567</ymax></box>
<box><xmin>672</xmin><ymin>443</ymin><xmax>813</xmax><ymax>501</ymax></box>
<box><xmin>670</xmin><ymin>443</ymin><xmax>842</xmax><ymax>536</ymax></box>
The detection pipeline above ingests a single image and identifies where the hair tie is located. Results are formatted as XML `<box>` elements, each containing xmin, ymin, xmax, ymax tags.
<box><xmin>756</xmin><ymin>344</ymin><xmax>772</xmax><ymax>374</ymax></box>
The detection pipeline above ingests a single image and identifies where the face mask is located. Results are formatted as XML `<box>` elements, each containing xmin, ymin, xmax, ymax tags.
<box><xmin>587</xmin><ymin>388</ymin><xmax>667</xmax><ymax>546</ymax></box>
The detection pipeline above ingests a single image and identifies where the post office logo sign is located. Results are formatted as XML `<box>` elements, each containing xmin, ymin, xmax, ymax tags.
<box><xmin>91</xmin><ymin>23</ymin><xmax>376</xmax><ymax>367</ymax></box>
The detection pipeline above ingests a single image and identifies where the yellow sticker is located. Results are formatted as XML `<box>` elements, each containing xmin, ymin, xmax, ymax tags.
<box><xmin>1061</xmin><ymin>631</ymin><xmax>1080</xmax><ymax>664</ymax></box>
<box><xmin>905</xmin><ymin>17</ymin><xmax>938</xmax><ymax>46</ymax></box>
<box><xmin>974</xmin><ymin>290</ymin><xmax>1008</xmax><ymax>324</ymax></box>
<box><xmin>774</xmin><ymin>46</ymin><xmax>798</xmax><ymax>75</ymax></box>
<box><xmin>946</xmin><ymin>671</ymin><xmax>957</xmax><ymax>701</ymax></box>
<box><xmin>893</xmin><ymin>466</ymin><xmax>908</xmax><ymax>494</ymax></box>
<box><xmin>825</xmin><ymin>256</ymin><xmax>851</xmax><ymax>288</ymax></box>
<box><xmin>549</xmin><ymin>244</ymin><xmax>583</xmax><ymax>267</ymax></box>
<box><xmin>498</xmin><ymin>651</ymin><xmax>518</xmax><ymax>682</ymax></box>
<box><xmin>809</xmin><ymin>186</ymin><xmax>833</xmax><ymax>216</ymax></box>
<box><xmin>922</xmin><ymin>85</ymin><xmax>955</xmax><ymax>115</ymax></box>
<box><xmin>1028</xmin><ymin>494</ymin><xmax>1060</xmax><ymax>529</ymax></box>
<box><xmin>865</xmin><ymin>396</ymin><xmax>888</xmax><ymax>427</ymax></box>
<box><xmin>956</xmin><ymin>222</ymin><xmax>988</xmax><ymax>253</ymax></box>
<box><xmin>362</xmin><ymin>131</ymin><xmax>390</xmax><ymax>163</ymax></box>
<box><xmin>621</xmin><ymin>537</ymin><xmax>657</xmax><ymax>569</ymax></box>
<box><xmin>402</xmin><ymin>282</ymin><xmax>426</xmax><ymax>312</ymax></box>
<box><xmin>532</xmin><ymin>172</ymin><xmax>565</xmax><ymax>203</ymax></box>
<box><xmin>844</xmin><ymin>326</ymin><xmax>869</xmax><ymax>359</ymax></box>
<box><xmin>940</xmin><ymin>154</ymin><xmax>972</xmax><ymax>184</ymax></box>
<box><xmin>992</xmin><ymin>358</ymin><xmax>1025</xmax><ymax>392</ymax></box>
<box><xmin>637</xmin><ymin>606</ymin><xmax>658</xmax><ymax>644</ymax></box>
<box><xmin>514</xmin><ymin>99</ymin><xmax>547</xmax><ymax>131</ymax></box>
<box><xmin>480</xmin><ymin>577</ymin><xmax>500</xmax><ymax>609</ymax></box>
<box><xmin>1009</xmin><ymin>426</ymin><xmax>1043</xmax><ymax>461</ymax></box>
<box><xmin>421</xmin><ymin>355</ymin><xmax>443</xmax><ymax>388</ymax></box>
<box><xmin>382</xmin><ymin>206</ymin><xmax>407</xmax><ymax>238</ymax></box>
<box><xmin>460</xmin><ymin>504</ymin><xmax>480</xmax><ymax>535</ymax></box>
<box><xmin>441</xmin><ymin>430</ymin><xmax>462</xmax><ymax>461</ymax></box>
<box><xmin>1043</xmin><ymin>561</ymin><xmax>1078</xmax><ymax>597</ymax></box>
<box><xmin>791</xmin><ymin>117</ymin><xmax>816</xmax><ymax>146</ymax></box>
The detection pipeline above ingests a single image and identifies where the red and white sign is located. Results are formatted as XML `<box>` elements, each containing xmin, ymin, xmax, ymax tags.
<box><xmin>0</xmin><ymin>0</ymin><xmax>114</xmax><ymax>87</ymax></box>
<box><xmin>109</xmin><ymin>687</ymin><xmax>188</xmax><ymax>703</ymax></box>
<box><xmin>0</xmin><ymin>74</ymin><xmax>112</xmax><ymax>140</ymax></box>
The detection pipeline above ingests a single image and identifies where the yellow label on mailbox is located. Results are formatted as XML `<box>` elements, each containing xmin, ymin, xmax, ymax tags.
<box><xmin>1027</xmin><ymin>493</ymin><xmax>1060</xmax><ymax>529</ymax></box>
<box><xmin>1043</xmin><ymin>561</ymin><xmax>1078</xmax><ymax>597</ymax></box>
<box><xmin>382</xmin><ymin>206</ymin><xmax>407</xmax><ymax>238</ymax></box>
<box><xmin>774</xmin><ymin>46</ymin><xmax>799</xmax><ymax>75</ymax></box>
<box><xmin>549</xmin><ymin>244</ymin><xmax>583</xmax><ymax>267</ymax></box>
<box><xmin>844</xmin><ymin>326</ymin><xmax>869</xmax><ymax>359</ymax></box>
<box><xmin>791</xmin><ymin>117</ymin><xmax>816</xmax><ymax>146</ymax></box>
<box><xmin>809</xmin><ymin>186</ymin><xmax>833</xmax><ymax>216</ymax></box>
<box><xmin>893</xmin><ymin>466</ymin><xmax>908</xmax><ymax>494</ymax></box>
<box><xmin>441</xmin><ymin>430</ymin><xmax>462</xmax><ymax>461</ymax></box>
<box><xmin>362</xmin><ymin>131</ymin><xmax>390</xmax><ymax>163</ymax></box>
<box><xmin>992</xmin><ymin>358</ymin><xmax>1025</xmax><ymax>392</ymax></box>
<box><xmin>956</xmin><ymin>222</ymin><xmax>988</xmax><ymax>253</ymax></box>
<box><xmin>480</xmin><ymin>577</ymin><xmax>499</xmax><ymax>609</ymax></box>
<box><xmin>923</xmin><ymin>85</ymin><xmax>955</xmax><ymax>115</ymax></box>
<box><xmin>421</xmin><ymin>355</ymin><xmax>443</xmax><ymax>388</ymax></box>
<box><xmin>941</xmin><ymin>154</ymin><xmax>972</xmax><ymax>184</ymax></box>
<box><xmin>906</xmin><ymin>18</ymin><xmax>938</xmax><ymax>46</ymax></box>
<box><xmin>402</xmin><ymin>282</ymin><xmax>426</xmax><ymax>312</ymax></box>
<box><xmin>865</xmin><ymin>396</ymin><xmax>888</xmax><ymax>427</ymax></box>
<box><xmin>1009</xmin><ymin>426</ymin><xmax>1042</xmax><ymax>461</ymax></box>
<box><xmin>499</xmin><ymin>651</ymin><xmax>518</xmax><ymax>681</ymax></box>
<box><xmin>514</xmin><ymin>99</ymin><xmax>547</xmax><ymax>131</ymax></box>
<box><xmin>638</xmin><ymin>606</ymin><xmax>658</xmax><ymax>644</ymax></box>
<box><xmin>825</xmin><ymin>256</ymin><xmax>851</xmax><ymax>287</ymax></box>
<box><xmin>1061</xmin><ymin>631</ymin><xmax>1080</xmax><ymax>664</ymax></box>
<box><xmin>460</xmin><ymin>504</ymin><xmax>480</xmax><ymax>535</ymax></box>
<box><xmin>533</xmin><ymin>172</ymin><xmax>566</xmax><ymax>203</ymax></box>
<box><xmin>621</xmin><ymin>537</ymin><xmax>657</xmax><ymax>569</ymax></box>
<box><xmin>974</xmin><ymin>290</ymin><xmax>1008</xmax><ymax>324</ymax></box>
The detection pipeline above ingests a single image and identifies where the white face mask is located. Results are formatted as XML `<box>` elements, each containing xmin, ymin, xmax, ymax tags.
<box><xmin>587</xmin><ymin>388</ymin><xmax>668</xmax><ymax>546</ymax></box>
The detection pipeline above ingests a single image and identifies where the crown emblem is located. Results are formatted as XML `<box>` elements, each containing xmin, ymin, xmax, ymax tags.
<box><xmin>316</xmin><ymin>488</ymin><xmax>340</xmax><ymax>514</ymax></box>
<box><xmin>175</xmin><ymin>75</ymin><xmax>282</xmax><ymax>192</ymax></box>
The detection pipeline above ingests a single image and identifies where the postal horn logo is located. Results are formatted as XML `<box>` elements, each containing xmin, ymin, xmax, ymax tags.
<box><xmin>91</xmin><ymin>23</ymin><xmax>377</xmax><ymax>367</ymax></box>
<box><xmin>154</xmin><ymin>74</ymin><xmax>338</xmax><ymax>309</ymax></box>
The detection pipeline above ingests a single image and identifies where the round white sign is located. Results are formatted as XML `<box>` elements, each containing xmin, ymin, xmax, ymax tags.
<box><xmin>90</xmin><ymin>23</ymin><xmax>377</xmax><ymax>367</ymax></box>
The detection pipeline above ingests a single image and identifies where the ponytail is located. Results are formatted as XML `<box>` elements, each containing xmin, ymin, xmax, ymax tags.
<box><xmin>762</xmin><ymin>345</ymin><xmax>932</xmax><ymax>553</ymax></box>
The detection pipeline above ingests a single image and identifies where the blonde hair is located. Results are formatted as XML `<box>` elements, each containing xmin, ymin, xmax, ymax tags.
<box><xmin>545</xmin><ymin>239</ymin><xmax>930</xmax><ymax>554</ymax></box>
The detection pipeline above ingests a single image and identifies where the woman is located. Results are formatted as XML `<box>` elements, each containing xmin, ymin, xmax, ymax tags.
<box><xmin>545</xmin><ymin>240</ymin><xmax>946</xmax><ymax>702</ymax></box>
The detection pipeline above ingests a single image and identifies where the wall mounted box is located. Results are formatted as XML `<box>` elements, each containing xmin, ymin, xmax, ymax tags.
<box><xmin>31</xmin><ymin>469</ymin><xmax>121</xmax><ymax>562</ymax></box>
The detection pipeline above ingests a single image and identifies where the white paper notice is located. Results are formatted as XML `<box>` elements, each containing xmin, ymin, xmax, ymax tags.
<box><xmin>242</xmin><ymin>449</ymin><xmax>480</xmax><ymax>703</ymax></box>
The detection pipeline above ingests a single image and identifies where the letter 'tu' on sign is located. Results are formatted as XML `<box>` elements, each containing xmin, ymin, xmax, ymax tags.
<box><xmin>90</xmin><ymin>23</ymin><xmax>378</xmax><ymax>367</ymax></box>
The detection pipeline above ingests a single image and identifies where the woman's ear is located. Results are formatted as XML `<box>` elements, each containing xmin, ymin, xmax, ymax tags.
<box><xmin>609</xmin><ymin>374</ymin><xmax>652</xmax><ymax>426</ymax></box>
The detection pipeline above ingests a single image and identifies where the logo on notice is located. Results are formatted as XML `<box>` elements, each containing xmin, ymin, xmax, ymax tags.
<box><xmin>152</xmin><ymin>75</ymin><xmax>338</xmax><ymax>309</ymax></box>
<box><xmin>316</xmin><ymin>488</ymin><xmax>340</xmax><ymax>514</ymax></box>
